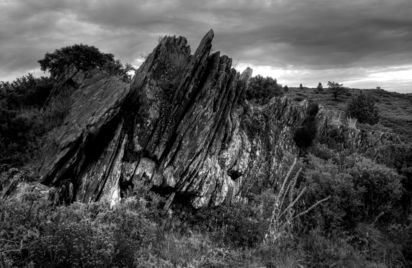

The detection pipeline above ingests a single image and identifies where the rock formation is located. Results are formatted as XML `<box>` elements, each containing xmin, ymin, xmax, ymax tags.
<box><xmin>32</xmin><ymin>30</ymin><xmax>401</xmax><ymax>208</ymax></box>
<box><xmin>34</xmin><ymin>30</ymin><xmax>306</xmax><ymax>207</ymax></box>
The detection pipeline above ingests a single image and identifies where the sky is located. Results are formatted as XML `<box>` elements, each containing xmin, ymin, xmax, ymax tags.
<box><xmin>1</xmin><ymin>0</ymin><xmax>412</xmax><ymax>93</ymax></box>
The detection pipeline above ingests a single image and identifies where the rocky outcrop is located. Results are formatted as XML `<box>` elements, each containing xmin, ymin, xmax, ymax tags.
<box><xmin>316</xmin><ymin>108</ymin><xmax>402</xmax><ymax>157</ymax></box>
<box><xmin>39</xmin><ymin>68</ymin><xmax>130</xmax><ymax>204</ymax></box>
<box><xmin>37</xmin><ymin>30</ymin><xmax>402</xmax><ymax>209</ymax></box>
<box><xmin>35</xmin><ymin>30</ymin><xmax>311</xmax><ymax>208</ymax></box>
<box><xmin>1</xmin><ymin>168</ymin><xmax>51</xmax><ymax>202</ymax></box>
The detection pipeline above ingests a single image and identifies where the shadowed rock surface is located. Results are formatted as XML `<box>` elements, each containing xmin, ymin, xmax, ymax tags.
<box><xmin>35</xmin><ymin>30</ymin><xmax>402</xmax><ymax>208</ymax></box>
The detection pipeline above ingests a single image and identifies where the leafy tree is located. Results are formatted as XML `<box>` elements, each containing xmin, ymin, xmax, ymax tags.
<box><xmin>299</xmin><ymin>83</ymin><xmax>304</xmax><ymax>90</ymax></box>
<box><xmin>346</xmin><ymin>93</ymin><xmax>379</xmax><ymax>125</ymax></box>
<box><xmin>328</xmin><ymin>81</ymin><xmax>344</xmax><ymax>101</ymax></box>
<box><xmin>38</xmin><ymin>44</ymin><xmax>127</xmax><ymax>79</ymax></box>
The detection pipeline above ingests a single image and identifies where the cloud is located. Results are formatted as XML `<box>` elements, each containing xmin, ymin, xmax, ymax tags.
<box><xmin>1</xmin><ymin>0</ymin><xmax>412</xmax><ymax>92</ymax></box>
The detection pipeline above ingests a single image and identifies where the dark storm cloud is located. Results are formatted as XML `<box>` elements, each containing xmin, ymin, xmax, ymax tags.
<box><xmin>1</xmin><ymin>0</ymin><xmax>412</xmax><ymax>91</ymax></box>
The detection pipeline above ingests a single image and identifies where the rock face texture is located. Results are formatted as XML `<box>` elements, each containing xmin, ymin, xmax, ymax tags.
<box><xmin>39</xmin><ymin>68</ymin><xmax>130</xmax><ymax>205</ymax></box>
<box><xmin>36</xmin><ymin>30</ymin><xmax>308</xmax><ymax>207</ymax></box>
<box><xmin>36</xmin><ymin>30</ymin><xmax>401</xmax><ymax>208</ymax></box>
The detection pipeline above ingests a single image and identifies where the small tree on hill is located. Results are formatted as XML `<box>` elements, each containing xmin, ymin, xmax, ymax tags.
<box><xmin>328</xmin><ymin>81</ymin><xmax>344</xmax><ymax>101</ymax></box>
<box><xmin>299</xmin><ymin>83</ymin><xmax>304</xmax><ymax>90</ymax></box>
<box><xmin>316</xmin><ymin>82</ymin><xmax>323</xmax><ymax>93</ymax></box>
<box><xmin>346</xmin><ymin>93</ymin><xmax>379</xmax><ymax>125</ymax></box>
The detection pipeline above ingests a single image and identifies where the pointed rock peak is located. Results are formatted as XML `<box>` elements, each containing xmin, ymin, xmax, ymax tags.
<box><xmin>194</xmin><ymin>29</ymin><xmax>215</xmax><ymax>56</ymax></box>
<box><xmin>240</xmin><ymin>67</ymin><xmax>253</xmax><ymax>81</ymax></box>
<box><xmin>159</xmin><ymin>35</ymin><xmax>188</xmax><ymax>47</ymax></box>
<box><xmin>205</xmin><ymin>29</ymin><xmax>215</xmax><ymax>39</ymax></box>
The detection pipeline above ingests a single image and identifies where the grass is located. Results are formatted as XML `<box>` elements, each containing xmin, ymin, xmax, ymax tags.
<box><xmin>285</xmin><ymin>87</ymin><xmax>412</xmax><ymax>142</ymax></box>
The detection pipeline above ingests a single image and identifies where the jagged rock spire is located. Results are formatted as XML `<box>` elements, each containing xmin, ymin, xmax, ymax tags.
<box><xmin>38</xmin><ymin>30</ymin><xmax>307</xmax><ymax>207</ymax></box>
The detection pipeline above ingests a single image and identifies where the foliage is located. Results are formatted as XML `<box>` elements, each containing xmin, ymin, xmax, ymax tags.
<box><xmin>293</xmin><ymin>102</ymin><xmax>319</xmax><ymax>149</ymax></box>
<box><xmin>245</xmin><ymin>75</ymin><xmax>282</xmax><ymax>104</ymax></box>
<box><xmin>0</xmin><ymin>196</ymin><xmax>158</xmax><ymax>267</ymax></box>
<box><xmin>0</xmin><ymin>108</ymin><xmax>44</xmax><ymax>169</ymax></box>
<box><xmin>328</xmin><ymin>81</ymin><xmax>345</xmax><ymax>100</ymax></box>
<box><xmin>1</xmin><ymin>151</ymin><xmax>409</xmax><ymax>267</ymax></box>
<box><xmin>174</xmin><ymin>198</ymin><xmax>269</xmax><ymax>249</ymax></box>
<box><xmin>265</xmin><ymin>158</ymin><xmax>330</xmax><ymax>244</ymax></box>
<box><xmin>0</xmin><ymin>73</ymin><xmax>53</xmax><ymax>109</ymax></box>
<box><xmin>0</xmin><ymin>43</ymin><xmax>133</xmax><ymax>169</ymax></box>
<box><xmin>346</xmin><ymin>93</ymin><xmax>379</xmax><ymax>125</ymax></box>
<box><xmin>316</xmin><ymin>82</ymin><xmax>323</xmax><ymax>93</ymax></box>
<box><xmin>0</xmin><ymin>74</ymin><xmax>69</xmax><ymax>170</ymax></box>
<box><xmin>302</xmin><ymin>154</ymin><xmax>403</xmax><ymax>231</ymax></box>
<box><xmin>1</xmin><ymin>41</ymin><xmax>411</xmax><ymax>268</ymax></box>
<box><xmin>38</xmin><ymin>44</ymin><xmax>128</xmax><ymax>79</ymax></box>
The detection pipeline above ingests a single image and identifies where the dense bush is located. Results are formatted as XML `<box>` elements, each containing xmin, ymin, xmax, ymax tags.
<box><xmin>346</xmin><ymin>93</ymin><xmax>379</xmax><ymax>125</ymax></box>
<box><xmin>1</xmin><ymin>156</ymin><xmax>409</xmax><ymax>267</ymax></box>
<box><xmin>302</xmin><ymin>154</ymin><xmax>403</xmax><ymax>232</ymax></box>
<box><xmin>0</xmin><ymin>193</ymin><xmax>271</xmax><ymax>267</ymax></box>
<box><xmin>0</xmin><ymin>73</ymin><xmax>53</xmax><ymax>109</ymax></box>
<box><xmin>0</xmin><ymin>108</ymin><xmax>44</xmax><ymax>169</ymax></box>
<box><xmin>245</xmin><ymin>75</ymin><xmax>283</xmax><ymax>104</ymax></box>
<box><xmin>173</xmin><ymin>195</ymin><xmax>270</xmax><ymax>249</ymax></box>
<box><xmin>0</xmin><ymin>74</ymin><xmax>69</xmax><ymax>170</ymax></box>
<box><xmin>38</xmin><ymin>44</ymin><xmax>128</xmax><ymax>79</ymax></box>
<box><xmin>0</xmin><ymin>195</ymin><xmax>159</xmax><ymax>267</ymax></box>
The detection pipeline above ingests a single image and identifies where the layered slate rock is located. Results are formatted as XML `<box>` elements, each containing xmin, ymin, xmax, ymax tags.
<box><xmin>37</xmin><ymin>31</ymin><xmax>315</xmax><ymax>207</ymax></box>
<box><xmin>36</xmin><ymin>30</ymin><xmax>404</xmax><ymax>208</ymax></box>
<box><xmin>39</xmin><ymin>69</ymin><xmax>130</xmax><ymax>204</ymax></box>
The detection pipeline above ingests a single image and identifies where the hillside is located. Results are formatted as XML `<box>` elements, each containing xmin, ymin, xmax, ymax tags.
<box><xmin>1</xmin><ymin>31</ymin><xmax>412</xmax><ymax>267</ymax></box>
<box><xmin>285</xmin><ymin>87</ymin><xmax>412</xmax><ymax>142</ymax></box>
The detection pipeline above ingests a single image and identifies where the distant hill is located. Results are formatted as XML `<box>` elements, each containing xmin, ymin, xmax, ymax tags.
<box><xmin>285</xmin><ymin>87</ymin><xmax>412</xmax><ymax>142</ymax></box>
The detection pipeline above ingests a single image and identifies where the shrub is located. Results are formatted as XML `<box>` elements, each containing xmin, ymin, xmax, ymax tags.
<box><xmin>0</xmin><ymin>196</ymin><xmax>159</xmax><ymax>267</ymax></box>
<box><xmin>301</xmin><ymin>230</ymin><xmax>369</xmax><ymax>268</ymax></box>
<box><xmin>182</xmin><ymin>200</ymin><xmax>268</xmax><ymax>248</ymax></box>
<box><xmin>0</xmin><ymin>74</ymin><xmax>53</xmax><ymax>109</ymax></box>
<box><xmin>346</xmin><ymin>93</ymin><xmax>379</xmax><ymax>125</ymax></box>
<box><xmin>245</xmin><ymin>75</ymin><xmax>282</xmax><ymax>104</ymax></box>
<box><xmin>0</xmin><ymin>107</ymin><xmax>45</xmax><ymax>169</ymax></box>
<box><xmin>0</xmin><ymin>73</ymin><xmax>71</xmax><ymax>169</ymax></box>
<box><xmin>348</xmin><ymin>157</ymin><xmax>403</xmax><ymax>222</ymax></box>
<box><xmin>301</xmin><ymin>154</ymin><xmax>403</xmax><ymax>233</ymax></box>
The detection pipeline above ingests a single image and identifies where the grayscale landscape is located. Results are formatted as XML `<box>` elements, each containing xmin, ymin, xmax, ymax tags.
<box><xmin>1</xmin><ymin>1</ymin><xmax>412</xmax><ymax>267</ymax></box>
